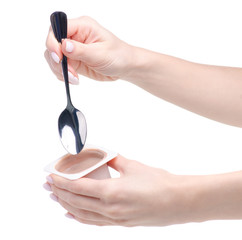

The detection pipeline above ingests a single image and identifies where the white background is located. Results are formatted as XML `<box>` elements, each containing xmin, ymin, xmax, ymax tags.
<box><xmin>0</xmin><ymin>0</ymin><xmax>242</xmax><ymax>239</ymax></box>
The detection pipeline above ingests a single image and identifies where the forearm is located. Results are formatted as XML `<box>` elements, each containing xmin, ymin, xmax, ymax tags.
<box><xmin>124</xmin><ymin>46</ymin><xmax>242</xmax><ymax>127</ymax></box>
<box><xmin>178</xmin><ymin>171</ymin><xmax>242</xmax><ymax>223</ymax></box>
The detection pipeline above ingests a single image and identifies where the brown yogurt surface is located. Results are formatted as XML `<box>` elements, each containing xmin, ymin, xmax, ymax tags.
<box><xmin>55</xmin><ymin>149</ymin><xmax>106</xmax><ymax>174</ymax></box>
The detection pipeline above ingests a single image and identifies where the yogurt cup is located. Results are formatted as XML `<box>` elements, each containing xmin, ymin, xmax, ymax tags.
<box><xmin>44</xmin><ymin>144</ymin><xmax>117</xmax><ymax>180</ymax></box>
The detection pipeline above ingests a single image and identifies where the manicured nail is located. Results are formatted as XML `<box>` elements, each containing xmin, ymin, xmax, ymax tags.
<box><xmin>50</xmin><ymin>193</ymin><xmax>58</xmax><ymax>202</ymax></box>
<box><xmin>66</xmin><ymin>41</ymin><xmax>74</xmax><ymax>52</ymax></box>
<box><xmin>68</xmin><ymin>71</ymin><xmax>79</xmax><ymax>85</ymax></box>
<box><xmin>65</xmin><ymin>213</ymin><xmax>74</xmax><ymax>219</ymax></box>
<box><xmin>43</xmin><ymin>183</ymin><xmax>52</xmax><ymax>191</ymax></box>
<box><xmin>51</xmin><ymin>52</ymin><xmax>60</xmax><ymax>64</ymax></box>
<box><xmin>46</xmin><ymin>175</ymin><xmax>53</xmax><ymax>184</ymax></box>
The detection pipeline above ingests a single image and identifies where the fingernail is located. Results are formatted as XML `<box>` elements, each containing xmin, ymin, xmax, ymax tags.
<box><xmin>51</xmin><ymin>52</ymin><xmax>60</xmax><ymax>64</ymax></box>
<box><xmin>43</xmin><ymin>183</ymin><xmax>52</xmax><ymax>191</ymax></box>
<box><xmin>46</xmin><ymin>175</ymin><xmax>53</xmax><ymax>184</ymax></box>
<box><xmin>68</xmin><ymin>71</ymin><xmax>79</xmax><ymax>85</ymax></box>
<box><xmin>66</xmin><ymin>41</ymin><xmax>74</xmax><ymax>52</ymax></box>
<box><xmin>65</xmin><ymin>213</ymin><xmax>74</xmax><ymax>219</ymax></box>
<box><xmin>50</xmin><ymin>193</ymin><xmax>58</xmax><ymax>202</ymax></box>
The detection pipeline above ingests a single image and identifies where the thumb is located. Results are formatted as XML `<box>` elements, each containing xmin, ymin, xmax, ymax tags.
<box><xmin>61</xmin><ymin>39</ymin><xmax>96</xmax><ymax>63</ymax></box>
<box><xmin>107</xmin><ymin>155</ymin><xmax>129</xmax><ymax>175</ymax></box>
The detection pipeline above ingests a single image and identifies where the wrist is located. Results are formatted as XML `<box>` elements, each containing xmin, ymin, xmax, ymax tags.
<box><xmin>163</xmin><ymin>174</ymin><xmax>201</xmax><ymax>225</ymax></box>
<box><xmin>121</xmin><ymin>46</ymin><xmax>157</xmax><ymax>83</ymax></box>
<box><xmin>174</xmin><ymin>172</ymin><xmax>242</xmax><ymax>224</ymax></box>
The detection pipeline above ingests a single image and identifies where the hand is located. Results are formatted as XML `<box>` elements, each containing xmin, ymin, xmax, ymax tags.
<box><xmin>44</xmin><ymin>155</ymin><xmax>190</xmax><ymax>227</ymax></box>
<box><xmin>44</xmin><ymin>155</ymin><xmax>242</xmax><ymax>226</ymax></box>
<box><xmin>44</xmin><ymin>16</ymin><xmax>134</xmax><ymax>84</ymax></box>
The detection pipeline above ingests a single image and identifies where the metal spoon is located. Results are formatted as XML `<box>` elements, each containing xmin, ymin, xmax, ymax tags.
<box><xmin>50</xmin><ymin>11</ymin><xmax>87</xmax><ymax>154</ymax></box>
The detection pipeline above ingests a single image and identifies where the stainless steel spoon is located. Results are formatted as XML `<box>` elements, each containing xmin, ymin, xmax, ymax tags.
<box><xmin>50</xmin><ymin>11</ymin><xmax>87</xmax><ymax>154</ymax></box>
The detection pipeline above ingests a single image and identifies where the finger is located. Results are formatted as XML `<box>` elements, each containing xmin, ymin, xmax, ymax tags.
<box><xmin>74</xmin><ymin>216</ymin><xmax>111</xmax><ymax>226</ymax></box>
<box><xmin>51</xmin><ymin>174</ymin><xmax>105</xmax><ymax>198</ymax></box>
<box><xmin>46</xmin><ymin>16</ymin><xmax>98</xmax><ymax>62</ymax></box>
<box><xmin>44</xmin><ymin>50</ymin><xmax>62</xmax><ymax>75</ymax></box>
<box><xmin>45</xmin><ymin>27</ymin><xmax>63</xmax><ymax>62</ymax></box>
<box><xmin>46</xmin><ymin>16</ymin><xmax>98</xmax><ymax>60</ymax></box>
<box><xmin>58</xmin><ymin>198</ymin><xmax>114</xmax><ymax>224</ymax></box>
<box><xmin>63</xmin><ymin>17</ymin><xmax>109</xmax><ymax>66</ymax></box>
<box><xmin>44</xmin><ymin>50</ymin><xmax>63</xmax><ymax>80</ymax></box>
<box><xmin>107</xmin><ymin>155</ymin><xmax>129</xmax><ymax>174</ymax></box>
<box><xmin>61</xmin><ymin>39</ymin><xmax>98</xmax><ymax>63</ymax></box>
<box><xmin>67</xmin><ymin>16</ymin><xmax>102</xmax><ymax>40</ymax></box>
<box><xmin>74</xmin><ymin>61</ymin><xmax>117</xmax><ymax>81</ymax></box>
<box><xmin>44</xmin><ymin>49</ymin><xmax>79</xmax><ymax>84</ymax></box>
<box><xmin>51</xmin><ymin>184</ymin><xmax>103</xmax><ymax>214</ymax></box>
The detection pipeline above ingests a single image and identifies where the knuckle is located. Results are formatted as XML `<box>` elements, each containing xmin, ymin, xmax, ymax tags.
<box><xmin>79</xmin><ymin>15</ymin><xmax>94</xmax><ymax>23</ymax></box>
<box><xmin>103</xmin><ymin>186</ymin><xmax>119</xmax><ymax>203</ymax></box>
<box><xmin>77</xmin><ymin>210</ymin><xmax>99</xmax><ymax>222</ymax></box>
<box><xmin>76</xmin><ymin>16</ymin><xmax>99</xmax><ymax>30</ymax></box>
<box><xmin>126</xmin><ymin>159</ymin><xmax>138</xmax><ymax>169</ymax></box>
<box><xmin>76</xmin><ymin>209</ymin><xmax>88</xmax><ymax>219</ymax></box>
<box><xmin>105</xmin><ymin>203</ymin><xmax>128</xmax><ymax>221</ymax></box>
<box><xmin>45</xmin><ymin>29</ymin><xmax>52</xmax><ymax>48</ymax></box>
<box><xmin>68</xmin><ymin>181</ymin><xmax>80</xmax><ymax>193</ymax></box>
<box><xmin>103</xmin><ymin>203</ymin><xmax>131</xmax><ymax>223</ymax></box>
<box><xmin>105</xmin><ymin>204</ymin><xmax>120</xmax><ymax>218</ymax></box>
<box><xmin>102</xmin><ymin>185</ymin><xmax>126</xmax><ymax>206</ymax></box>
<box><xmin>68</xmin><ymin>195</ymin><xmax>79</xmax><ymax>207</ymax></box>
<box><xmin>58</xmin><ymin>199</ymin><xmax>68</xmax><ymax>209</ymax></box>
<box><xmin>56</xmin><ymin>178</ymin><xmax>70</xmax><ymax>190</ymax></box>
<box><xmin>51</xmin><ymin>185</ymin><xmax>58</xmax><ymax>195</ymax></box>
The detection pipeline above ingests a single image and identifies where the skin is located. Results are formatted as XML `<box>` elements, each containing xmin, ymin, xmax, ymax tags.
<box><xmin>44</xmin><ymin>16</ymin><xmax>242</xmax><ymax>226</ymax></box>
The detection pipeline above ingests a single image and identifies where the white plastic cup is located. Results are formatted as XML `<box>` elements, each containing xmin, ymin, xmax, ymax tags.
<box><xmin>44</xmin><ymin>144</ymin><xmax>117</xmax><ymax>180</ymax></box>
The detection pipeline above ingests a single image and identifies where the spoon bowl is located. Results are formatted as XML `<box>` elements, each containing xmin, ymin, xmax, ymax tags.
<box><xmin>51</xmin><ymin>11</ymin><xmax>87</xmax><ymax>154</ymax></box>
<box><xmin>58</xmin><ymin>107</ymin><xmax>87</xmax><ymax>154</ymax></box>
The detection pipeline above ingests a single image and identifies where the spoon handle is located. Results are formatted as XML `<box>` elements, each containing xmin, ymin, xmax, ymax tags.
<box><xmin>50</xmin><ymin>11</ymin><xmax>72</xmax><ymax>107</ymax></box>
